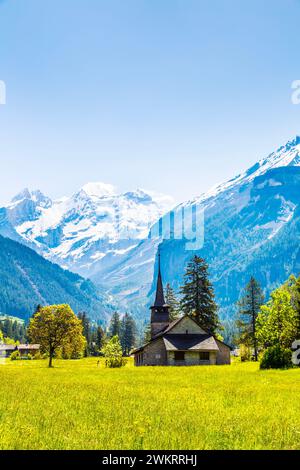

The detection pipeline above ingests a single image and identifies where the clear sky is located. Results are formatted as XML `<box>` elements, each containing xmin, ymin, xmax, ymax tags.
<box><xmin>1</xmin><ymin>0</ymin><xmax>300</xmax><ymax>205</ymax></box>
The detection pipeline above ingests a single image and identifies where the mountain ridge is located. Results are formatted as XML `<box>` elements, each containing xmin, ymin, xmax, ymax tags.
<box><xmin>0</xmin><ymin>234</ymin><xmax>111</xmax><ymax>322</ymax></box>
<box><xmin>1</xmin><ymin>137</ymin><xmax>300</xmax><ymax>324</ymax></box>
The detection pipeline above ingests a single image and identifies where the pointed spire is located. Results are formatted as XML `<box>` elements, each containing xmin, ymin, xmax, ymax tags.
<box><xmin>154</xmin><ymin>249</ymin><xmax>165</xmax><ymax>307</ymax></box>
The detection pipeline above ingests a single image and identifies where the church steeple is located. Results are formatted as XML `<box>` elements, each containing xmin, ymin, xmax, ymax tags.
<box><xmin>153</xmin><ymin>251</ymin><xmax>165</xmax><ymax>307</ymax></box>
<box><xmin>150</xmin><ymin>249</ymin><xmax>169</xmax><ymax>338</ymax></box>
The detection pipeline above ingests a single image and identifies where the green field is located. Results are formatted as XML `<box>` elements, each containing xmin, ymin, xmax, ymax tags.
<box><xmin>0</xmin><ymin>358</ymin><xmax>300</xmax><ymax>450</ymax></box>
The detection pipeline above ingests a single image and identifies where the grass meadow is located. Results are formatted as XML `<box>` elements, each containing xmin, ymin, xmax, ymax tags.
<box><xmin>0</xmin><ymin>358</ymin><xmax>300</xmax><ymax>450</ymax></box>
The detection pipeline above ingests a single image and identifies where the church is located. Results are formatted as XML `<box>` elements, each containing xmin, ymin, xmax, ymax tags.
<box><xmin>133</xmin><ymin>256</ymin><xmax>231</xmax><ymax>366</ymax></box>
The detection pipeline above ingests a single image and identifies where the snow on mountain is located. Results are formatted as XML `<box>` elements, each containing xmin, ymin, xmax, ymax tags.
<box><xmin>2</xmin><ymin>137</ymin><xmax>300</xmax><ymax>325</ymax></box>
<box><xmin>184</xmin><ymin>135</ymin><xmax>300</xmax><ymax>208</ymax></box>
<box><xmin>94</xmin><ymin>136</ymin><xmax>300</xmax><ymax>320</ymax></box>
<box><xmin>0</xmin><ymin>183</ymin><xmax>174</xmax><ymax>279</ymax></box>
<box><xmin>80</xmin><ymin>182</ymin><xmax>116</xmax><ymax>198</ymax></box>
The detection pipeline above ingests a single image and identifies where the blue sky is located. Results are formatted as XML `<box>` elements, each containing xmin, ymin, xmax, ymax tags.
<box><xmin>1</xmin><ymin>0</ymin><xmax>300</xmax><ymax>204</ymax></box>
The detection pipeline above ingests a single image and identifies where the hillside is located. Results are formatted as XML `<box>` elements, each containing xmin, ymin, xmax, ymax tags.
<box><xmin>0</xmin><ymin>234</ymin><xmax>109</xmax><ymax>322</ymax></box>
<box><xmin>95</xmin><ymin>136</ymin><xmax>300</xmax><ymax>320</ymax></box>
<box><xmin>0</xmin><ymin>184</ymin><xmax>173</xmax><ymax>278</ymax></box>
<box><xmin>2</xmin><ymin>137</ymin><xmax>300</xmax><ymax>324</ymax></box>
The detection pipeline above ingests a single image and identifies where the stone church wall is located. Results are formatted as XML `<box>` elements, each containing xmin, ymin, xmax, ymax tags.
<box><xmin>142</xmin><ymin>338</ymin><xmax>167</xmax><ymax>365</ymax></box>
<box><xmin>216</xmin><ymin>339</ymin><xmax>231</xmax><ymax>365</ymax></box>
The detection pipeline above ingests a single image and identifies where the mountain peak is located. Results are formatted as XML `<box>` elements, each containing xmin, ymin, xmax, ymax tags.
<box><xmin>188</xmin><ymin>136</ymin><xmax>300</xmax><ymax>207</ymax></box>
<box><xmin>11</xmin><ymin>188</ymin><xmax>51</xmax><ymax>207</ymax></box>
<box><xmin>257</xmin><ymin>135</ymin><xmax>300</xmax><ymax>173</ymax></box>
<box><xmin>11</xmin><ymin>188</ymin><xmax>31</xmax><ymax>202</ymax></box>
<box><xmin>79</xmin><ymin>182</ymin><xmax>116</xmax><ymax>198</ymax></box>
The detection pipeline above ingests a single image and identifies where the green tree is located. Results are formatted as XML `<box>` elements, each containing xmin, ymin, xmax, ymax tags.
<box><xmin>120</xmin><ymin>313</ymin><xmax>136</xmax><ymax>356</ymax></box>
<box><xmin>256</xmin><ymin>286</ymin><xmax>299</xmax><ymax>349</ymax></box>
<box><xmin>165</xmin><ymin>283</ymin><xmax>180</xmax><ymax>321</ymax></box>
<box><xmin>95</xmin><ymin>325</ymin><xmax>106</xmax><ymax>352</ymax></box>
<box><xmin>101</xmin><ymin>335</ymin><xmax>126</xmax><ymax>368</ymax></box>
<box><xmin>143</xmin><ymin>323</ymin><xmax>151</xmax><ymax>343</ymax></box>
<box><xmin>109</xmin><ymin>312</ymin><xmax>121</xmax><ymax>338</ymax></box>
<box><xmin>236</xmin><ymin>277</ymin><xmax>264</xmax><ymax>361</ymax></box>
<box><xmin>3</xmin><ymin>318</ymin><xmax>13</xmax><ymax>339</ymax></box>
<box><xmin>180</xmin><ymin>255</ymin><xmax>219</xmax><ymax>333</ymax></box>
<box><xmin>0</xmin><ymin>329</ymin><xmax>3</xmax><ymax>344</ymax></box>
<box><xmin>0</xmin><ymin>317</ymin><xmax>26</xmax><ymax>343</ymax></box>
<box><xmin>284</xmin><ymin>275</ymin><xmax>300</xmax><ymax>339</ymax></box>
<box><xmin>78</xmin><ymin>311</ymin><xmax>91</xmax><ymax>356</ymax></box>
<box><xmin>27</xmin><ymin>304</ymin><xmax>86</xmax><ymax>367</ymax></box>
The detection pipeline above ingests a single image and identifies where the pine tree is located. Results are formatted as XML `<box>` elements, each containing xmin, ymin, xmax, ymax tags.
<box><xmin>143</xmin><ymin>323</ymin><xmax>151</xmax><ymax>343</ymax></box>
<box><xmin>78</xmin><ymin>312</ymin><xmax>92</xmax><ymax>356</ymax></box>
<box><xmin>120</xmin><ymin>313</ymin><xmax>136</xmax><ymax>356</ymax></box>
<box><xmin>95</xmin><ymin>325</ymin><xmax>106</xmax><ymax>351</ymax></box>
<box><xmin>180</xmin><ymin>255</ymin><xmax>219</xmax><ymax>334</ymax></box>
<box><xmin>236</xmin><ymin>276</ymin><xmax>264</xmax><ymax>361</ymax></box>
<box><xmin>165</xmin><ymin>283</ymin><xmax>180</xmax><ymax>321</ymax></box>
<box><xmin>109</xmin><ymin>312</ymin><xmax>121</xmax><ymax>338</ymax></box>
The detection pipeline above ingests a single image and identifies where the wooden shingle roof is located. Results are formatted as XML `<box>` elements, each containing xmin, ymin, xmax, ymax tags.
<box><xmin>163</xmin><ymin>334</ymin><xmax>219</xmax><ymax>352</ymax></box>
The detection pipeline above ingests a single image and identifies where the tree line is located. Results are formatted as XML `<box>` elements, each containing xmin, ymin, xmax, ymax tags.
<box><xmin>0</xmin><ymin>317</ymin><xmax>27</xmax><ymax>343</ymax></box>
<box><xmin>3</xmin><ymin>251</ymin><xmax>299</xmax><ymax>370</ymax></box>
<box><xmin>235</xmin><ymin>275</ymin><xmax>300</xmax><ymax>368</ymax></box>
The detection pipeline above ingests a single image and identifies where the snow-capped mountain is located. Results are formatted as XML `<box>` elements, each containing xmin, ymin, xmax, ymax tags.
<box><xmin>2</xmin><ymin>137</ymin><xmax>300</xmax><ymax>326</ymax></box>
<box><xmin>94</xmin><ymin>136</ymin><xmax>300</xmax><ymax>320</ymax></box>
<box><xmin>0</xmin><ymin>183</ymin><xmax>174</xmax><ymax>284</ymax></box>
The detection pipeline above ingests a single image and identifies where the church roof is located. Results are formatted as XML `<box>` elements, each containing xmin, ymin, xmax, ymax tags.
<box><xmin>132</xmin><ymin>314</ymin><xmax>231</xmax><ymax>354</ymax></box>
<box><xmin>163</xmin><ymin>334</ymin><xmax>219</xmax><ymax>352</ymax></box>
<box><xmin>153</xmin><ymin>250</ymin><xmax>166</xmax><ymax>307</ymax></box>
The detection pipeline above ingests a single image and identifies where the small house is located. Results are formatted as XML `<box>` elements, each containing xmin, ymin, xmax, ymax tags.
<box><xmin>0</xmin><ymin>343</ymin><xmax>40</xmax><ymax>358</ymax></box>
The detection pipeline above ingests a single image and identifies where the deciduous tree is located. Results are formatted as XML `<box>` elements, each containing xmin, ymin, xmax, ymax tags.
<box><xmin>256</xmin><ymin>287</ymin><xmax>298</xmax><ymax>349</ymax></box>
<box><xmin>27</xmin><ymin>304</ymin><xmax>86</xmax><ymax>367</ymax></box>
<box><xmin>101</xmin><ymin>335</ymin><xmax>126</xmax><ymax>368</ymax></box>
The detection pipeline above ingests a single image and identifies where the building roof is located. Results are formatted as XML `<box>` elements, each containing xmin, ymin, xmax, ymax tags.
<box><xmin>163</xmin><ymin>334</ymin><xmax>219</xmax><ymax>352</ymax></box>
<box><xmin>152</xmin><ymin>250</ymin><xmax>166</xmax><ymax>308</ymax></box>
<box><xmin>0</xmin><ymin>344</ymin><xmax>16</xmax><ymax>351</ymax></box>
<box><xmin>0</xmin><ymin>344</ymin><xmax>40</xmax><ymax>352</ymax></box>
<box><xmin>133</xmin><ymin>314</ymin><xmax>232</xmax><ymax>354</ymax></box>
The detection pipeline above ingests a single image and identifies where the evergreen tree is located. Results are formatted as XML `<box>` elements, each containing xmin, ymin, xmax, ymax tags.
<box><xmin>180</xmin><ymin>255</ymin><xmax>219</xmax><ymax>334</ymax></box>
<box><xmin>109</xmin><ymin>312</ymin><xmax>121</xmax><ymax>338</ymax></box>
<box><xmin>143</xmin><ymin>323</ymin><xmax>151</xmax><ymax>343</ymax></box>
<box><xmin>165</xmin><ymin>283</ymin><xmax>180</xmax><ymax>321</ymax></box>
<box><xmin>120</xmin><ymin>313</ymin><xmax>136</xmax><ymax>356</ymax></box>
<box><xmin>236</xmin><ymin>276</ymin><xmax>264</xmax><ymax>361</ymax></box>
<box><xmin>95</xmin><ymin>325</ymin><xmax>106</xmax><ymax>352</ymax></box>
<box><xmin>78</xmin><ymin>311</ymin><xmax>91</xmax><ymax>356</ymax></box>
<box><xmin>3</xmin><ymin>318</ymin><xmax>13</xmax><ymax>339</ymax></box>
